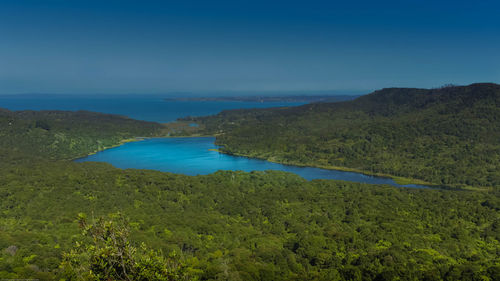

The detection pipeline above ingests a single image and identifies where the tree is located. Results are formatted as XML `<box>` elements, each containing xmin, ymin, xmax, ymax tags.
<box><xmin>60</xmin><ymin>213</ymin><xmax>194</xmax><ymax>281</ymax></box>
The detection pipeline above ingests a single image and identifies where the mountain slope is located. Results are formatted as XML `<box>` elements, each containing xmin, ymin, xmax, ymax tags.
<box><xmin>194</xmin><ymin>83</ymin><xmax>500</xmax><ymax>188</ymax></box>
<box><xmin>0</xmin><ymin>109</ymin><xmax>165</xmax><ymax>161</ymax></box>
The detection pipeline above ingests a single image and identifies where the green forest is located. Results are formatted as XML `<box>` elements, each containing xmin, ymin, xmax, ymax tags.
<box><xmin>0</xmin><ymin>84</ymin><xmax>499</xmax><ymax>280</ymax></box>
<box><xmin>0</xmin><ymin>109</ymin><xmax>165</xmax><ymax>161</ymax></box>
<box><xmin>191</xmin><ymin>83</ymin><xmax>500</xmax><ymax>189</ymax></box>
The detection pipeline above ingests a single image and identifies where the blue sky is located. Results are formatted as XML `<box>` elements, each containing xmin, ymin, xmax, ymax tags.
<box><xmin>0</xmin><ymin>0</ymin><xmax>499</xmax><ymax>94</ymax></box>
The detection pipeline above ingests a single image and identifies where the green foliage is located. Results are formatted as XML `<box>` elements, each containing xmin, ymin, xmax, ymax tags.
<box><xmin>0</xmin><ymin>161</ymin><xmax>499</xmax><ymax>280</ymax></box>
<box><xmin>0</xmin><ymin>109</ymin><xmax>165</xmax><ymax>161</ymax></box>
<box><xmin>0</xmin><ymin>96</ymin><xmax>499</xmax><ymax>280</ymax></box>
<box><xmin>60</xmin><ymin>213</ymin><xmax>193</xmax><ymax>281</ymax></box>
<box><xmin>194</xmin><ymin>83</ymin><xmax>500</xmax><ymax>188</ymax></box>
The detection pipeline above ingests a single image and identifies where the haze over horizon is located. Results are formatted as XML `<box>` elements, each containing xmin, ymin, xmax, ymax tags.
<box><xmin>1</xmin><ymin>0</ymin><xmax>499</xmax><ymax>95</ymax></box>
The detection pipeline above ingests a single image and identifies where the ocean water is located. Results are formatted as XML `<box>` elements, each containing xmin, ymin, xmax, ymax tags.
<box><xmin>76</xmin><ymin>137</ymin><xmax>429</xmax><ymax>188</ymax></box>
<box><xmin>0</xmin><ymin>94</ymin><xmax>304</xmax><ymax>123</ymax></box>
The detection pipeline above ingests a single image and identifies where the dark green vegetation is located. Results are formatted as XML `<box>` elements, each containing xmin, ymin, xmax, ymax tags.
<box><xmin>1</xmin><ymin>161</ymin><xmax>499</xmax><ymax>280</ymax></box>
<box><xmin>61</xmin><ymin>214</ymin><xmax>191</xmax><ymax>280</ymax></box>
<box><xmin>0</xmin><ymin>88</ymin><xmax>499</xmax><ymax>281</ymax></box>
<box><xmin>192</xmin><ymin>83</ymin><xmax>500</xmax><ymax>189</ymax></box>
<box><xmin>0</xmin><ymin>109</ymin><xmax>164</xmax><ymax>161</ymax></box>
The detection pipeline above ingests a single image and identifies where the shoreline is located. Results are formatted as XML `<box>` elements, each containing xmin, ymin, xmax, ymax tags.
<box><xmin>71</xmin><ymin>137</ymin><xmax>145</xmax><ymax>161</ymax></box>
<box><xmin>217</xmin><ymin>150</ymin><xmax>491</xmax><ymax>191</ymax></box>
<box><xmin>73</xmin><ymin>135</ymin><xmax>488</xmax><ymax>191</ymax></box>
<box><xmin>208</xmin><ymin>148</ymin><xmax>489</xmax><ymax>191</ymax></box>
<box><xmin>72</xmin><ymin>135</ymin><xmax>215</xmax><ymax>160</ymax></box>
<box><xmin>209</xmin><ymin>148</ymin><xmax>436</xmax><ymax>187</ymax></box>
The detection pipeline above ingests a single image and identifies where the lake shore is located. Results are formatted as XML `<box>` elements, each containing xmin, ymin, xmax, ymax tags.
<box><xmin>209</xmin><ymin>148</ymin><xmax>435</xmax><ymax>187</ymax></box>
<box><xmin>72</xmin><ymin>137</ymin><xmax>144</xmax><ymax>160</ymax></box>
<box><xmin>77</xmin><ymin>136</ymin><xmax>432</xmax><ymax>188</ymax></box>
<box><xmin>73</xmin><ymin>134</ymin><xmax>215</xmax><ymax>160</ymax></box>
<box><xmin>74</xmin><ymin>135</ymin><xmax>489</xmax><ymax>191</ymax></box>
<box><xmin>211</xmin><ymin>149</ymin><xmax>493</xmax><ymax>191</ymax></box>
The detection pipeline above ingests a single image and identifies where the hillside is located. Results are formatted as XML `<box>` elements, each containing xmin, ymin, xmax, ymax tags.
<box><xmin>192</xmin><ymin>83</ymin><xmax>500</xmax><ymax>189</ymax></box>
<box><xmin>0</xmin><ymin>109</ymin><xmax>165</xmax><ymax>161</ymax></box>
<box><xmin>0</xmin><ymin>105</ymin><xmax>498</xmax><ymax>280</ymax></box>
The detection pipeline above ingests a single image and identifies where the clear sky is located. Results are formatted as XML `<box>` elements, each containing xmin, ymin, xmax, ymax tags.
<box><xmin>1</xmin><ymin>0</ymin><xmax>499</xmax><ymax>94</ymax></box>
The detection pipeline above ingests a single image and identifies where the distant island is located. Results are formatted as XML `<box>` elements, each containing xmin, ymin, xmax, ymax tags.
<box><xmin>165</xmin><ymin>94</ymin><xmax>360</xmax><ymax>103</ymax></box>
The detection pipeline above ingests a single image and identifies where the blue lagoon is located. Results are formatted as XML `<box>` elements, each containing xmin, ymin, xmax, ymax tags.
<box><xmin>76</xmin><ymin>137</ymin><xmax>429</xmax><ymax>188</ymax></box>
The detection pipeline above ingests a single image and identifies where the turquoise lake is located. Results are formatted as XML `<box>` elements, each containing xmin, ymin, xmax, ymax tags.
<box><xmin>1</xmin><ymin>94</ymin><xmax>428</xmax><ymax>188</ymax></box>
<box><xmin>76</xmin><ymin>137</ymin><xmax>429</xmax><ymax>188</ymax></box>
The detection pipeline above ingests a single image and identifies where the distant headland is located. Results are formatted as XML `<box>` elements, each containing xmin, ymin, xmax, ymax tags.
<box><xmin>165</xmin><ymin>95</ymin><xmax>360</xmax><ymax>103</ymax></box>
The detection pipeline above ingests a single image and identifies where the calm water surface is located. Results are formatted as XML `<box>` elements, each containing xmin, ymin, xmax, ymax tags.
<box><xmin>0</xmin><ymin>94</ymin><xmax>304</xmax><ymax>122</ymax></box>
<box><xmin>76</xmin><ymin>137</ymin><xmax>429</xmax><ymax>188</ymax></box>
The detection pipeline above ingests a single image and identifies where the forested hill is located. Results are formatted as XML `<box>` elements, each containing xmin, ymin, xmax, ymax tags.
<box><xmin>0</xmin><ymin>109</ymin><xmax>165</xmax><ymax>161</ymax></box>
<box><xmin>347</xmin><ymin>83</ymin><xmax>499</xmax><ymax>117</ymax></box>
<box><xmin>193</xmin><ymin>83</ymin><xmax>500</xmax><ymax>189</ymax></box>
<box><xmin>0</xmin><ymin>100</ymin><xmax>499</xmax><ymax>280</ymax></box>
